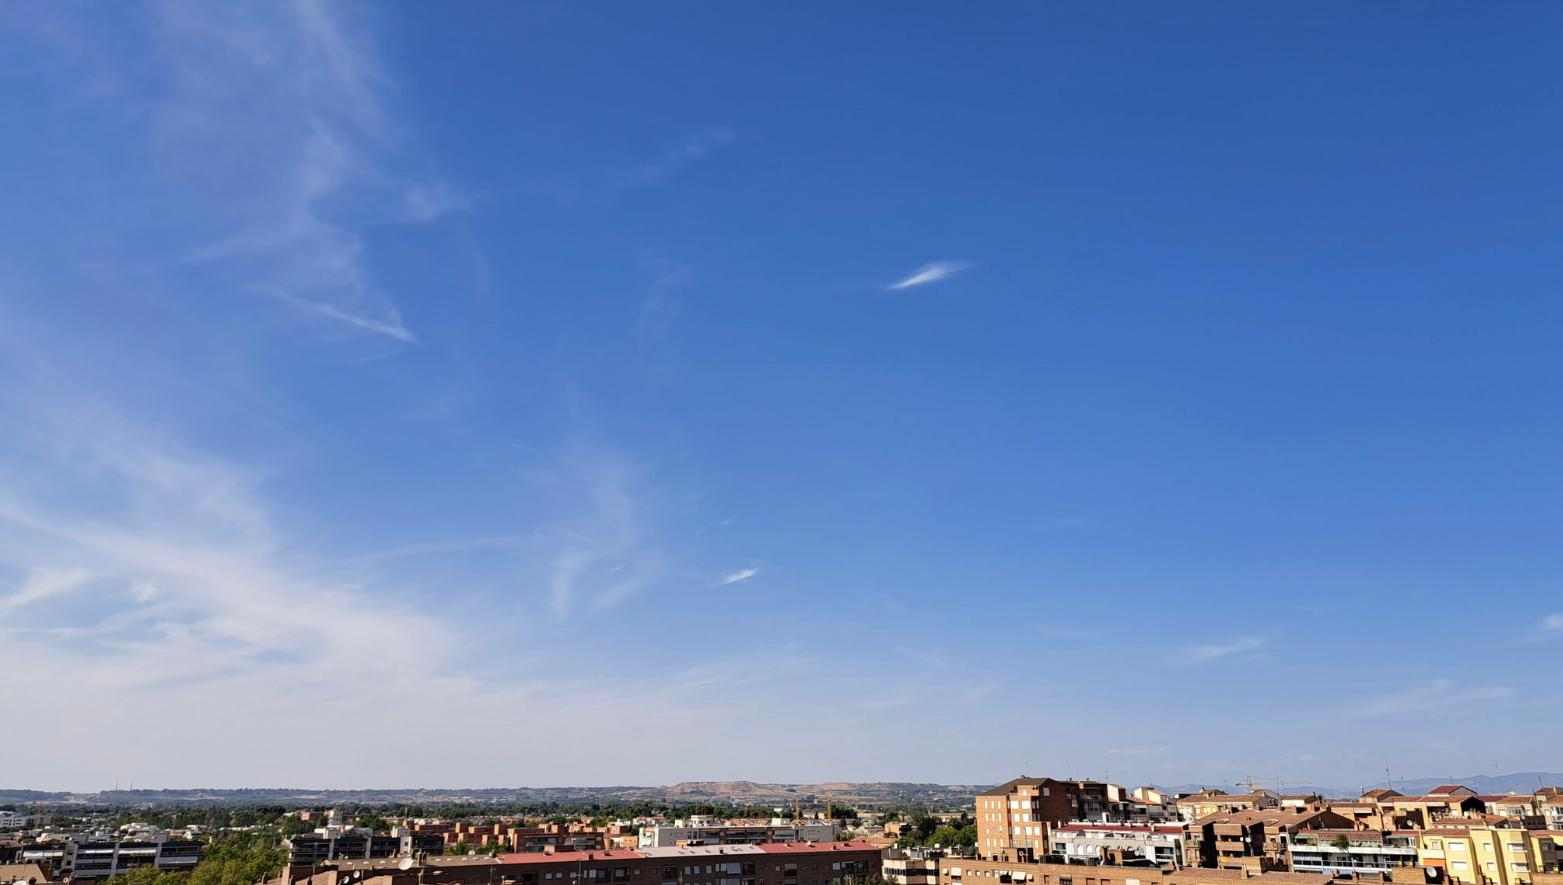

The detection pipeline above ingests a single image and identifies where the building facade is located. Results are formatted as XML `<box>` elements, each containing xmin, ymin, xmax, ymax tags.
<box><xmin>275</xmin><ymin>842</ymin><xmax>882</xmax><ymax>885</ymax></box>
<box><xmin>977</xmin><ymin>779</ymin><xmax>1115</xmax><ymax>862</ymax></box>
<box><xmin>638</xmin><ymin>821</ymin><xmax>839</xmax><ymax>849</ymax></box>
<box><xmin>1050</xmin><ymin>823</ymin><xmax>1187</xmax><ymax>868</ymax></box>
<box><xmin>883</xmin><ymin>849</ymin><xmax>941</xmax><ymax>885</ymax></box>
<box><xmin>1286</xmin><ymin>830</ymin><xmax>1418</xmax><ymax>876</ymax></box>
<box><xmin>18</xmin><ymin>840</ymin><xmax>201</xmax><ymax>879</ymax></box>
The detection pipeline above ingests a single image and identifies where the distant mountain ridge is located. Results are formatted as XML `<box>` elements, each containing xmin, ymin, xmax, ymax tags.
<box><xmin>0</xmin><ymin>782</ymin><xmax>986</xmax><ymax>808</ymax></box>
<box><xmin>4</xmin><ymin>774</ymin><xmax>1559</xmax><ymax>808</ymax></box>
<box><xmin>1365</xmin><ymin>772</ymin><xmax>1563</xmax><ymax>796</ymax></box>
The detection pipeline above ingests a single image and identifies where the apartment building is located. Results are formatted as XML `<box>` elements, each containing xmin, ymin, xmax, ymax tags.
<box><xmin>1286</xmin><ymin>830</ymin><xmax>1418</xmax><ymax>876</ymax></box>
<box><xmin>639</xmin><ymin>821</ymin><xmax>838</xmax><ymax>849</ymax></box>
<box><xmin>1050</xmin><ymin>823</ymin><xmax>1187</xmax><ymax>868</ymax></box>
<box><xmin>0</xmin><ymin>815</ymin><xmax>27</xmax><ymax>833</ymax></box>
<box><xmin>1390</xmin><ymin>788</ymin><xmax>1485</xmax><ymax>828</ymax></box>
<box><xmin>1540</xmin><ymin>793</ymin><xmax>1563</xmax><ymax>831</ymax></box>
<box><xmin>275</xmin><ymin>842</ymin><xmax>881</xmax><ymax>885</ymax></box>
<box><xmin>939</xmin><ymin>855</ymin><xmax>1339</xmax><ymax>885</ymax></box>
<box><xmin>1415</xmin><ymin>821</ymin><xmax>1557</xmax><ymax>885</ymax></box>
<box><xmin>286</xmin><ymin>833</ymin><xmax>444</xmax><ymax>865</ymax></box>
<box><xmin>1185</xmin><ymin>809</ymin><xmax>1352</xmax><ymax>872</ymax></box>
<box><xmin>1481</xmin><ymin>799</ymin><xmax>1538</xmax><ymax>822</ymax></box>
<box><xmin>1125</xmin><ymin>791</ymin><xmax>1177</xmax><ymax>824</ymax></box>
<box><xmin>18</xmin><ymin>839</ymin><xmax>202</xmax><ymax>879</ymax></box>
<box><xmin>1323</xmin><ymin>802</ymin><xmax>1408</xmax><ymax>833</ymax></box>
<box><xmin>977</xmin><ymin>779</ymin><xmax>1115</xmax><ymax>862</ymax></box>
<box><xmin>882</xmin><ymin>848</ymin><xmax>941</xmax><ymax>885</ymax></box>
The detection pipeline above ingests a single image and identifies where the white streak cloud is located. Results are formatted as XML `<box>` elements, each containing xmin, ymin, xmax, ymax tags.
<box><xmin>888</xmin><ymin>260</ymin><xmax>971</xmax><ymax>290</ymax></box>
<box><xmin>720</xmin><ymin>567</ymin><xmax>759</xmax><ymax>586</ymax></box>
<box><xmin>1184</xmin><ymin>636</ymin><xmax>1264</xmax><ymax>663</ymax></box>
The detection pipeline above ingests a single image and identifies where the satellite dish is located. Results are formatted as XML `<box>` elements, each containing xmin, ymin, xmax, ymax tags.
<box><xmin>399</xmin><ymin>859</ymin><xmax>415</xmax><ymax>871</ymax></box>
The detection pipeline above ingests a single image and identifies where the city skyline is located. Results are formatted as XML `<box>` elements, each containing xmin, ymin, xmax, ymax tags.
<box><xmin>3</xmin><ymin>2</ymin><xmax>1562</xmax><ymax>790</ymax></box>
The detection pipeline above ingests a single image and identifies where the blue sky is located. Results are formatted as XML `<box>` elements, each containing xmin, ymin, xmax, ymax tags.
<box><xmin>3</xmin><ymin>2</ymin><xmax>1561</xmax><ymax>792</ymax></box>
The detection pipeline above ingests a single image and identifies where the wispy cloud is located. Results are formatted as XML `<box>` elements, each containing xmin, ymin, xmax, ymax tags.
<box><xmin>888</xmin><ymin>260</ymin><xmax>971</xmax><ymax>290</ymax></box>
<box><xmin>1351</xmin><ymin>680</ymin><xmax>1514</xmax><ymax>718</ymax></box>
<box><xmin>0</xmin><ymin>309</ymin><xmax>873</xmax><ymax>789</ymax></box>
<box><xmin>720</xmin><ymin>567</ymin><xmax>759</xmax><ymax>586</ymax></box>
<box><xmin>146</xmin><ymin>0</ymin><xmax>453</xmax><ymax>343</ymax></box>
<box><xmin>537</xmin><ymin>447</ymin><xmax>666</xmax><ymax>619</ymax></box>
<box><xmin>634</xmin><ymin>127</ymin><xmax>735</xmax><ymax>187</ymax></box>
<box><xmin>269</xmin><ymin>289</ymin><xmax>416</xmax><ymax>343</ymax></box>
<box><xmin>1184</xmin><ymin>636</ymin><xmax>1265</xmax><ymax>663</ymax></box>
<box><xmin>401</xmin><ymin>182</ymin><xmax>468</xmax><ymax>224</ymax></box>
<box><xmin>1543</xmin><ymin>612</ymin><xmax>1563</xmax><ymax>631</ymax></box>
<box><xmin>0</xmin><ymin>568</ymin><xmax>93</xmax><ymax>611</ymax></box>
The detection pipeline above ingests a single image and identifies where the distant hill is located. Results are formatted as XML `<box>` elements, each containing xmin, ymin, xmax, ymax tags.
<box><xmin>0</xmin><ymin>782</ymin><xmax>985</xmax><ymax>809</ymax></box>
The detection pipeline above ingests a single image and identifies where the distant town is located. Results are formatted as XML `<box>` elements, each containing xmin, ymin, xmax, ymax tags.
<box><xmin>3</xmin><ymin>775</ymin><xmax>1562</xmax><ymax>885</ymax></box>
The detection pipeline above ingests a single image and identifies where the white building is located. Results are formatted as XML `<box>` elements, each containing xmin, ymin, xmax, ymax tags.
<box><xmin>0</xmin><ymin>810</ymin><xmax>28</xmax><ymax>831</ymax></box>
<box><xmin>1050</xmin><ymin>822</ymin><xmax>1186</xmax><ymax>867</ymax></box>
<box><xmin>18</xmin><ymin>838</ymin><xmax>202</xmax><ymax>879</ymax></box>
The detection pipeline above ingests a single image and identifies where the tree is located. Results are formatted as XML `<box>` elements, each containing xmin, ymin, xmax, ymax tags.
<box><xmin>188</xmin><ymin>832</ymin><xmax>287</xmax><ymax>885</ymax></box>
<box><xmin>121</xmin><ymin>867</ymin><xmax>182</xmax><ymax>885</ymax></box>
<box><xmin>927</xmin><ymin>825</ymin><xmax>976</xmax><ymax>849</ymax></box>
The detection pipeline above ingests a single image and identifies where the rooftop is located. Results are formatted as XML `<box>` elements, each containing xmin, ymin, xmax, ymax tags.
<box><xmin>496</xmin><ymin>850</ymin><xmax>644</xmax><ymax>865</ymax></box>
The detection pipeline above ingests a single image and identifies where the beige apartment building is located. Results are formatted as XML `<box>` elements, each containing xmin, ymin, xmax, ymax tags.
<box><xmin>976</xmin><ymin>779</ymin><xmax>1115</xmax><ymax>862</ymax></box>
<box><xmin>1185</xmin><ymin>809</ymin><xmax>1353</xmax><ymax>872</ymax></box>
<box><xmin>940</xmin><ymin>856</ymin><xmax>1336</xmax><ymax>885</ymax></box>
